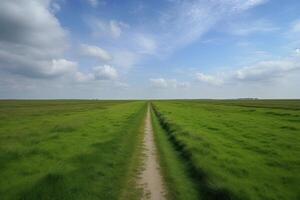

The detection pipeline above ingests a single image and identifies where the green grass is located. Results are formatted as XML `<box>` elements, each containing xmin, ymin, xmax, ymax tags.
<box><xmin>152</xmin><ymin>100</ymin><xmax>300</xmax><ymax>200</ymax></box>
<box><xmin>184</xmin><ymin>99</ymin><xmax>300</xmax><ymax>110</ymax></box>
<box><xmin>0</xmin><ymin>100</ymin><xmax>147</xmax><ymax>200</ymax></box>
<box><xmin>2</xmin><ymin>99</ymin><xmax>299</xmax><ymax>200</ymax></box>
<box><xmin>151</xmin><ymin>107</ymin><xmax>199</xmax><ymax>200</ymax></box>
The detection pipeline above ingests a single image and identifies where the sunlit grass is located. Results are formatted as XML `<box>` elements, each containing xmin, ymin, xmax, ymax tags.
<box><xmin>0</xmin><ymin>100</ymin><xmax>147</xmax><ymax>200</ymax></box>
<box><xmin>153</xmin><ymin>100</ymin><xmax>300</xmax><ymax>200</ymax></box>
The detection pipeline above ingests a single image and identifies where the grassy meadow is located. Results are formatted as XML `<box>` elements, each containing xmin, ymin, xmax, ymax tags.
<box><xmin>0</xmin><ymin>99</ymin><xmax>299</xmax><ymax>200</ymax></box>
<box><xmin>152</xmin><ymin>100</ymin><xmax>300</xmax><ymax>200</ymax></box>
<box><xmin>0</xmin><ymin>100</ymin><xmax>147</xmax><ymax>200</ymax></box>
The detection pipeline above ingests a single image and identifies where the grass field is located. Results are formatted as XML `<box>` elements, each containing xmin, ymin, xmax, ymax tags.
<box><xmin>0</xmin><ymin>100</ymin><xmax>147</xmax><ymax>200</ymax></box>
<box><xmin>152</xmin><ymin>100</ymin><xmax>300</xmax><ymax>200</ymax></box>
<box><xmin>1</xmin><ymin>100</ymin><xmax>299</xmax><ymax>200</ymax></box>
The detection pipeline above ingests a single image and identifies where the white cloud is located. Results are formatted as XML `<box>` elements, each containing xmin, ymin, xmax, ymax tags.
<box><xmin>195</xmin><ymin>57</ymin><xmax>300</xmax><ymax>86</ymax></box>
<box><xmin>0</xmin><ymin>46</ymin><xmax>77</xmax><ymax>78</ymax></box>
<box><xmin>0</xmin><ymin>0</ymin><xmax>70</xmax><ymax>78</ymax></box>
<box><xmin>235</xmin><ymin>60</ymin><xmax>300</xmax><ymax>81</ymax></box>
<box><xmin>0</xmin><ymin>0</ymin><xmax>67</xmax><ymax>54</ymax></box>
<box><xmin>93</xmin><ymin>65</ymin><xmax>118</xmax><ymax>80</ymax></box>
<box><xmin>0</xmin><ymin>0</ymin><xmax>120</xmax><ymax>85</ymax></box>
<box><xmin>48</xmin><ymin>59</ymin><xmax>77</xmax><ymax>77</ymax></box>
<box><xmin>75</xmin><ymin>71</ymin><xmax>94</xmax><ymax>82</ymax></box>
<box><xmin>75</xmin><ymin>65</ymin><xmax>118</xmax><ymax>82</ymax></box>
<box><xmin>196</xmin><ymin>73</ymin><xmax>224</xmax><ymax>85</ymax></box>
<box><xmin>150</xmin><ymin>78</ymin><xmax>189</xmax><ymax>89</ymax></box>
<box><xmin>80</xmin><ymin>44</ymin><xmax>112</xmax><ymax>61</ymax></box>
<box><xmin>150</xmin><ymin>78</ymin><xmax>168</xmax><ymax>88</ymax></box>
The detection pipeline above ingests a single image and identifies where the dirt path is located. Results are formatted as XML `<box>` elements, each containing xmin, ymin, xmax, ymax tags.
<box><xmin>138</xmin><ymin>106</ymin><xmax>167</xmax><ymax>200</ymax></box>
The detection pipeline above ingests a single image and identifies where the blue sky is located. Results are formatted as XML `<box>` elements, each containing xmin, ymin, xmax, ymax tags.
<box><xmin>0</xmin><ymin>0</ymin><xmax>299</xmax><ymax>99</ymax></box>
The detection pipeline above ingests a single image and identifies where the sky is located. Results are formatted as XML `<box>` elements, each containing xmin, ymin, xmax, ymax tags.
<box><xmin>0</xmin><ymin>0</ymin><xmax>299</xmax><ymax>99</ymax></box>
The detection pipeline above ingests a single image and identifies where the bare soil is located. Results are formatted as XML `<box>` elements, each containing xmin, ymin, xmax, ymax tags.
<box><xmin>138</xmin><ymin>106</ymin><xmax>167</xmax><ymax>200</ymax></box>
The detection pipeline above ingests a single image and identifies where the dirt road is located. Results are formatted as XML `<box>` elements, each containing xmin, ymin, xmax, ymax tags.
<box><xmin>139</xmin><ymin>106</ymin><xmax>167</xmax><ymax>200</ymax></box>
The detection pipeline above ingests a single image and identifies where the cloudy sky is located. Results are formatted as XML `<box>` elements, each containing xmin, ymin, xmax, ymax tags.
<box><xmin>0</xmin><ymin>0</ymin><xmax>299</xmax><ymax>99</ymax></box>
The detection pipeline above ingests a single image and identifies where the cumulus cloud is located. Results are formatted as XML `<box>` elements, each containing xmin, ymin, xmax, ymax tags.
<box><xmin>80</xmin><ymin>44</ymin><xmax>112</xmax><ymax>61</ymax></box>
<box><xmin>0</xmin><ymin>0</ymin><xmax>120</xmax><ymax>84</ymax></box>
<box><xmin>47</xmin><ymin>59</ymin><xmax>77</xmax><ymax>77</ymax></box>
<box><xmin>75</xmin><ymin>71</ymin><xmax>94</xmax><ymax>82</ymax></box>
<box><xmin>0</xmin><ymin>0</ymin><xmax>120</xmax><ymax>85</ymax></box>
<box><xmin>0</xmin><ymin>0</ymin><xmax>67</xmax><ymax>54</ymax></box>
<box><xmin>150</xmin><ymin>78</ymin><xmax>168</xmax><ymax>88</ymax></box>
<box><xmin>0</xmin><ymin>47</ymin><xmax>77</xmax><ymax>78</ymax></box>
<box><xmin>75</xmin><ymin>65</ymin><xmax>118</xmax><ymax>82</ymax></box>
<box><xmin>234</xmin><ymin>60</ymin><xmax>300</xmax><ymax>81</ymax></box>
<box><xmin>0</xmin><ymin>0</ymin><xmax>70</xmax><ymax>79</ymax></box>
<box><xmin>93</xmin><ymin>65</ymin><xmax>118</xmax><ymax>80</ymax></box>
<box><xmin>150</xmin><ymin>78</ymin><xmax>189</xmax><ymax>89</ymax></box>
<box><xmin>195</xmin><ymin>57</ymin><xmax>300</xmax><ymax>86</ymax></box>
<box><xmin>196</xmin><ymin>73</ymin><xmax>224</xmax><ymax>85</ymax></box>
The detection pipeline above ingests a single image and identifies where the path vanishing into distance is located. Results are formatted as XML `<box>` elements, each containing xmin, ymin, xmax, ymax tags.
<box><xmin>138</xmin><ymin>106</ymin><xmax>167</xmax><ymax>200</ymax></box>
